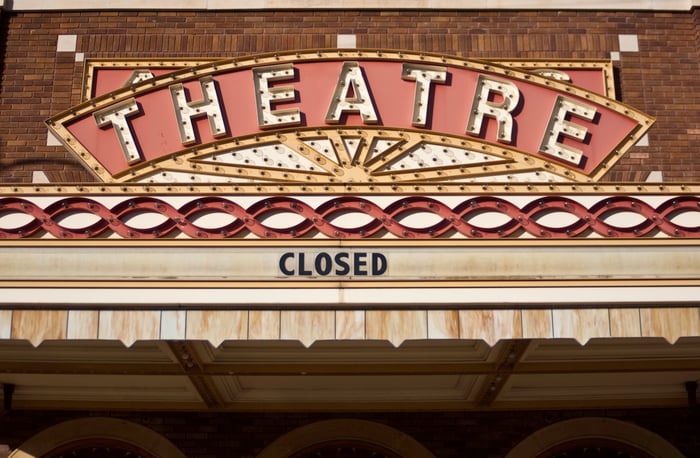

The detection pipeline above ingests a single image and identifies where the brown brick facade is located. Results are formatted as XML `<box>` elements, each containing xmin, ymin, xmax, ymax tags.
<box><xmin>1</xmin><ymin>408</ymin><xmax>699</xmax><ymax>457</ymax></box>
<box><xmin>0</xmin><ymin>9</ymin><xmax>698</xmax><ymax>183</ymax></box>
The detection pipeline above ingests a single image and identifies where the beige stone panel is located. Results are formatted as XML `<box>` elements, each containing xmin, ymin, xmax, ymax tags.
<box><xmin>522</xmin><ymin>309</ymin><xmax>553</xmax><ymax>338</ymax></box>
<box><xmin>11</xmin><ymin>310</ymin><xmax>67</xmax><ymax>346</ymax></box>
<box><xmin>552</xmin><ymin>309</ymin><xmax>610</xmax><ymax>343</ymax></box>
<box><xmin>67</xmin><ymin>310</ymin><xmax>99</xmax><ymax>339</ymax></box>
<box><xmin>366</xmin><ymin>311</ymin><xmax>427</xmax><ymax>346</ymax></box>
<box><xmin>0</xmin><ymin>310</ymin><xmax>12</xmax><ymax>339</ymax></box>
<box><xmin>336</xmin><ymin>310</ymin><xmax>365</xmax><ymax>339</ymax></box>
<box><xmin>459</xmin><ymin>310</ymin><xmax>522</xmax><ymax>345</ymax></box>
<box><xmin>640</xmin><ymin>307</ymin><xmax>700</xmax><ymax>343</ymax></box>
<box><xmin>427</xmin><ymin>310</ymin><xmax>460</xmax><ymax>339</ymax></box>
<box><xmin>249</xmin><ymin>310</ymin><xmax>280</xmax><ymax>340</ymax></box>
<box><xmin>609</xmin><ymin>308</ymin><xmax>642</xmax><ymax>337</ymax></box>
<box><xmin>280</xmin><ymin>311</ymin><xmax>335</xmax><ymax>347</ymax></box>
<box><xmin>186</xmin><ymin>311</ymin><xmax>247</xmax><ymax>346</ymax></box>
<box><xmin>98</xmin><ymin>311</ymin><xmax>160</xmax><ymax>346</ymax></box>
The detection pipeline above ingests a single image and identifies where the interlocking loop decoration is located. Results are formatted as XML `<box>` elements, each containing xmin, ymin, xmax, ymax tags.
<box><xmin>0</xmin><ymin>195</ymin><xmax>698</xmax><ymax>239</ymax></box>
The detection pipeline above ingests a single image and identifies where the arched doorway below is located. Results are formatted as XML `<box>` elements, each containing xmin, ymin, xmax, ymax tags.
<box><xmin>43</xmin><ymin>439</ymin><xmax>156</xmax><ymax>458</ymax></box>
<box><xmin>257</xmin><ymin>419</ymin><xmax>434</xmax><ymax>458</ymax></box>
<box><xmin>289</xmin><ymin>439</ymin><xmax>402</xmax><ymax>458</ymax></box>
<box><xmin>506</xmin><ymin>417</ymin><xmax>683</xmax><ymax>458</ymax></box>
<box><xmin>9</xmin><ymin>417</ymin><xmax>185</xmax><ymax>458</ymax></box>
<box><xmin>536</xmin><ymin>437</ymin><xmax>655</xmax><ymax>458</ymax></box>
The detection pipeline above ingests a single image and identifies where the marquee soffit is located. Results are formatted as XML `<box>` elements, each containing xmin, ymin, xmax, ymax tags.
<box><xmin>0</xmin><ymin>338</ymin><xmax>699</xmax><ymax>412</ymax></box>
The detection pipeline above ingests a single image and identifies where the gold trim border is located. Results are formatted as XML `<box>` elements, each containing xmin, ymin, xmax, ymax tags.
<box><xmin>2</xmin><ymin>238</ymin><xmax>700</xmax><ymax>247</ymax></box>
<box><xmin>2</xmin><ymin>182</ymin><xmax>695</xmax><ymax>195</ymax></box>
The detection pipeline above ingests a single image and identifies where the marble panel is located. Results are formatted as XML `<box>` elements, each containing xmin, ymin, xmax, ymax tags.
<box><xmin>280</xmin><ymin>311</ymin><xmax>335</xmax><ymax>347</ymax></box>
<box><xmin>11</xmin><ymin>310</ymin><xmax>67</xmax><ymax>346</ymax></box>
<box><xmin>522</xmin><ymin>309</ymin><xmax>553</xmax><ymax>339</ymax></box>
<box><xmin>459</xmin><ymin>310</ymin><xmax>522</xmax><ymax>345</ymax></box>
<box><xmin>427</xmin><ymin>310</ymin><xmax>460</xmax><ymax>339</ymax></box>
<box><xmin>67</xmin><ymin>310</ymin><xmax>98</xmax><ymax>339</ymax></box>
<box><xmin>0</xmin><ymin>310</ymin><xmax>12</xmax><ymax>339</ymax></box>
<box><xmin>552</xmin><ymin>309</ymin><xmax>610</xmax><ymax>343</ymax></box>
<box><xmin>366</xmin><ymin>310</ymin><xmax>427</xmax><ymax>346</ymax></box>
<box><xmin>186</xmin><ymin>311</ymin><xmax>247</xmax><ymax>346</ymax></box>
<box><xmin>98</xmin><ymin>311</ymin><xmax>160</xmax><ymax>347</ymax></box>
<box><xmin>640</xmin><ymin>307</ymin><xmax>700</xmax><ymax>343</ymax></box>
<box><xmin>160</xmin><ymin>310</ymin><xmax>186</xmax><ymax>340</ymax></box>
<box><xmin>336</xmin><ymin>310</ymin><xmax>365</xmax><ymax>340</ymax></box>
<box><xmin>609</xmin><ymin>308</ymin><xmax>642</xmax><ymax>337</ymax></box>
<box><xmin>249</xmin><ymin>310</ymin><xmax>281</xmax><ymax>340</ymax></box>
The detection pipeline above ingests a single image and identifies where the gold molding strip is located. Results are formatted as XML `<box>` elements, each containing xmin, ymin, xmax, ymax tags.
<box><xmin>2</xmin><ymin>183</ymin><xmax>697</xmax><ymax>195</ymax></box>
<box><xmin>2</xmin><ymin>279</ymin><xmax>700</xmax><ymax>289</ymax></box>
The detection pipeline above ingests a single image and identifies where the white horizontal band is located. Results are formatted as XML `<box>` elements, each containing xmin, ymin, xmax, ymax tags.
<box><xmin>2</xmin><ymin>0</ymin><xmax>699</xmax><ymax>11</ymax></box>
<box><xmin>2</xmin><ymin>286</ymin><xmax>699</xmax><ymax>307</ymax></box>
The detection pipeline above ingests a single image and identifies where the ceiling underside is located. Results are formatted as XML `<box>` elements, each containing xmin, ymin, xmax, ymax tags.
<box><xmin>0</xmin><ymin>337</ymin><xmax>698</xmax><ymax>412</ymax></box>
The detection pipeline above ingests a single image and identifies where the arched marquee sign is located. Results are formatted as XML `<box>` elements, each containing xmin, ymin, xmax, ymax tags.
<box><xmin>49</xmin><ymin>50</ymin><xmax>651</xmax><ymax>184</ymax></box>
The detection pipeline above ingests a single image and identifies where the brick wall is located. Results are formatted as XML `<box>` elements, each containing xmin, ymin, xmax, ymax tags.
<box><xmin>0</xmin><ymin>9</ymin><xmax>698</xmax><ymax>183</ymax></box>
<box><xmin>1</xmin><ymin>408</ymin><xmax>699</xmax><ymax>457</ymax></box>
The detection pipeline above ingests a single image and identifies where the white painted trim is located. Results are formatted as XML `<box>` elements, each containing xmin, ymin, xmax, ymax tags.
<box><xmin>4</xmin><ymin>0</ymin><xmax>700</xmax><ymax>11</ymax></box>
<box><xmin>2</xmin><ymin>286</ymin><xmax>699</xmax><ymax>306</ymax></box>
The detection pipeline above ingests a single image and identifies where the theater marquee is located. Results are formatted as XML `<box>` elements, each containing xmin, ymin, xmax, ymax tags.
<box><xmin>1</xmin><ymin>50</ymin><xmax>699</xmax><ymax>309</ymax></box>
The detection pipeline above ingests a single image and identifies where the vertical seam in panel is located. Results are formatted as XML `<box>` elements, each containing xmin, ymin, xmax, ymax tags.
<box><xmin>519</xmin><ymin>310</ymin><xmax>523</xmax><ymax>340</ymax></box>
<box><xmin>550</xmin><ymin>308</ymin><xmax>555</xmax><ymax>338</ymax></box>
<box><xmin>425</xmin><ymin>310</ymin><xmax>429</xmax><ymax>340</ymax></box>
<box><xmin>638</xmin><ymin>308</ymin><xmax>643</xmax><ymax>337</ymax></box>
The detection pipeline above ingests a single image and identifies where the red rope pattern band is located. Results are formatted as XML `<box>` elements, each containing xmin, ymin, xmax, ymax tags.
<box><xmin>0</xmin><ymin>196</ymin><xmax>698</xmax><ymax>239</ymax></box>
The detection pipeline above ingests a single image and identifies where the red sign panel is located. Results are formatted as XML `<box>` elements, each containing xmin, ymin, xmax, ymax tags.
<box><xmin>48</xmin><ymin>50</ymin><xmax>653</xmax><ymax>183</ymax></box>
